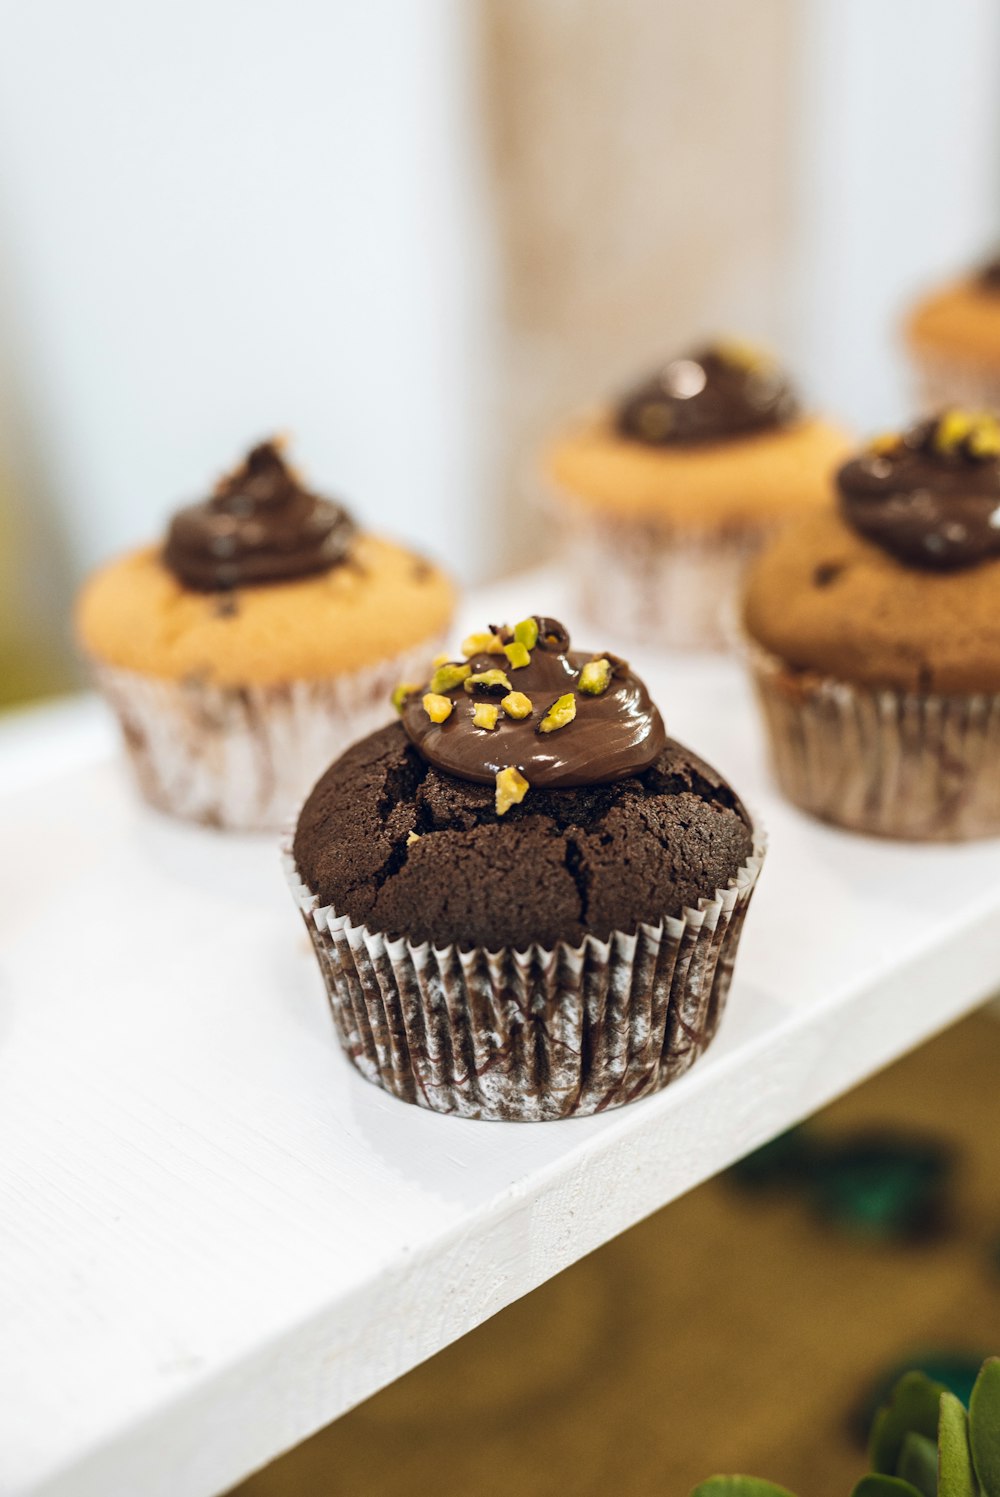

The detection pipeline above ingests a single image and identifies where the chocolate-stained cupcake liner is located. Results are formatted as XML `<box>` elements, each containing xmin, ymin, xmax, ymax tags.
<box><xmin>745</xmin><ymin>635</ymin><xmax>1000</xmax><ymax>840</ymax></box>
<box><xmin>909</xmin><ymin>351</ymin><xmax>1000</xmax><ymax>417</ymax></box>
<box><xmin>283</xmin><ymin>823</ymin><xmax>766</xmax><ymax>1122</ymax></box>
<box><xmin>552</xmin><ymin>504</ymin><xmax>777</xmax><ymax>652</ymax></box>
<box><xmin>91</xmin><ymin>635</ymin><xmax>448</xmax><ymax>832</ymax></box>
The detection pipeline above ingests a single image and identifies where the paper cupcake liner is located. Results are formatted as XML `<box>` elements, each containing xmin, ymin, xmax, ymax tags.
<box><xmin>908</xmin><ymin>349</ymin><xmax>1000</xmax><ymax>416</ymax></box>
<box><xmin>283</xmin><ymin>823</ymin><xmax>766</xmax><ymax>1122</ymax></box>
<box><xmin>745</xmin><ymin>635</ymin><xmax>1000</xmax><ymax>840</ymax></box>
<box><xmin>90</xmin><ymin>635</ymin><xmax>448</xmax><ymax>832</ymax></box>
<box><xmin>550</xmin><ymin>501</ymin><xmax>778</xmax><ymax>652</ymax></box>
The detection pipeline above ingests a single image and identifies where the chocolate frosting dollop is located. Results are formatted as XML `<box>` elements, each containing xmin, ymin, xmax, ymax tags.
<box><xmin>977</xmin><ymin>255</ymin><xmax>1000</xmax><ymax>292</ymax></box>
<box><xmin>400</xmin><ymin>617</ymin><xmax>667</xmax><ymax>790</ymax></box>
<box><xmin>163</xmin><ymin>439</ymin><xmax>357</xmax><ymax>590</ymax></box>
<box><xmin>616</xmin><ymin>340</ymin><xmax>799</xmax><ymax>446</ymax></box>
<box><xmin>837</xmin><ymin>412</ymin><xmax>1000</xmax><ymax>570</ymax></box>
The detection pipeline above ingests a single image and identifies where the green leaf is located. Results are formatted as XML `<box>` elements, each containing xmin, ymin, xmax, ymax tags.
<box><xmin>897</xmin><ymin>1431</ymin><xmax>939</xmax><ymax>1497</ymax></box>
<box><xmin>938</xmin><ymin>1391</ymin><xmax>979</xmax><ymax>1496</ymax></box>
<box><xmin>871</xmin><ymin>1372</ymin><xmax>948</xmax><ymax>1473</ymax></box>
<box><xmin>851</xmin><ymin>1477</ymin><xmax>926</xmax><ymax>1497</ymax></box>
<box><xmin>689</xmin><ymin>1481</ymin><xmax>799</xmax><ymax>1497</ymax></box>
<box><xmin>970</xmin><ymin>1358</ymin><xmax>1000</xmax><ymax>1496</ymax></box>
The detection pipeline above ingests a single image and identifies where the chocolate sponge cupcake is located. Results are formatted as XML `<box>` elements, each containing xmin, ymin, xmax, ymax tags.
<box><xmin>743</xmin><ymin>411</ymin><xmax>1000</xmax><ymax>839</ymax></box>
<box><xmin>287</xmin><ymin>616</ymin><xmax>764</xmax><ymax>1120</ymax></box>
<box><xmin>76</xmin><ymin>439</ymin><xmax>454</xmax><ymax>830</ymax></box>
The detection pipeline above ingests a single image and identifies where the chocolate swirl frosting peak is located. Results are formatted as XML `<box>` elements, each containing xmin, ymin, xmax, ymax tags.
<box><xmin>616</xmin><ymin>340</ymin><xmax>799</xmax><ymax>447</ymax></box>
<box><xmin>837</xmin><ymin>412</ymin><xmax>1000</xmax><ymax>570</ymax></box>
<box><xmin>163</xmin><ymin>439</ymin><xmax>356</xmax><ymax>590</ymax></box>
<box><xmin>399</xmin><ymin>617</ymin><xmax>667</xmax><ymax>799</ymax></box>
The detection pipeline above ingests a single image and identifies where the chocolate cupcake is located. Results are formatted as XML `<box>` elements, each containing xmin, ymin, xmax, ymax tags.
<box><xmin>905</xmin><ymin>254</ymin><xmax>1000</xmax><ymax>412</ymax></box>
<box><xmin>544</xmin><ymin>340</ymin><xmax>849</xmax><ymax>650</ymax></box>
<box><xmin>286</xmin><ymin>615</ymin><xmax>764</xmax><ymax>1120</ymax></box>
<box><xmin>743</xmin><ymin>410</ymin><xmax>1000</xmax><ymax>839</ymax></box>
<box><xmin>76</xmin><ymin>439</ymin><xmax>455</xmax><ymax>830</ymax></box>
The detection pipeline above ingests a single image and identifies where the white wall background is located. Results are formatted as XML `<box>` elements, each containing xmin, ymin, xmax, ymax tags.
<box><xmin>0</xmin><ymin>0</ymin><xmax>496</xmax><ymax>582</ymax></box>
<box><xmin>0</xmin><ymin>0</ymin><xmax>999</xmax><ymax>619</ymax></box>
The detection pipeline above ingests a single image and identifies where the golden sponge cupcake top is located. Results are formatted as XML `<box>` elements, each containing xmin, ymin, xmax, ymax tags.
<box><xmin>546</xmin><ymin>340</ymin><xmax>849</xmax><ymax>526</ymax></box>
<box><xmin>906</xmin><ymin>257</ymin><xmax>1000</xmax><ymax>366</ymax></box>
<box><xmin>76</xmin><ymin>439</ymin><xmax>454</xmax><ymax>686</ymax></box>
<box><xmin>743</xmin><ymin>412</ymin><xmax>1000</xmax><ymax>693</ymax></box>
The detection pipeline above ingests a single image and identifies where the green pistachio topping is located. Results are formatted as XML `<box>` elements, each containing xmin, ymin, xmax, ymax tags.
<box><xmin>464</xmin><ymin>668</ymin><xmax>512</xmax><ymax>695</ymax></box>
<box><xmin>461</xmin><ymin>630</ymin><xmax>505</xmax><ymax>657</ymax></box>
<box><xmin>406</xmin><ymin>830</ymin><xmax>421</xmax><ymax>846</ymax></box>
<box><xmin>422</xmin><ymin>692</ymin><xmax>453</xmax><ymax>724</ymax></box>
<box><xmin>513</xmin><ymin>617</ymin><xmax>539</xmax><ymax>650</ymax></box>
<box><xmin>429</xmin><ymin>661</ymin><xmax>472</xmax><ymax>695</ymax></box>
<box><xmin>538</xmin><ymin>693</ymin><xmax>576</xmax><ymax>733</ymax></box>
<box><xmin>391</xmin><ymin>682</ymin><xmax>420</xmax><ymax>714</ymax></box>
<box><xmin>503</xmin><ymin>640</ymin><xmax>531</xmax><ymax>670</ymax></box>
<box><xmin>472</xmin><ymin>702</ymin><xmax>499</xmax><ymax>730</ymax></box>
<box><xmin>501</xmin><ymin>690</ymin><xmax>533</xmax><ymax>719</ymax></box>
<box><xmin>578</xmin><ymin>657</ymin><xmax>612</xmax><ymax>695</ymax></box>
<box><xmin>495</xmin><ymin>766</ymin><xmax>529</xmax><ymax>815</ymax></box>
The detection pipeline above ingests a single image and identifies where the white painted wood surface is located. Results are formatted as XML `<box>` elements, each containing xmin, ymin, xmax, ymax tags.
<box><xmin>3</xmin><ymin>572</ymin><xmax>1000</xmax><ymax>1497</ymax></box>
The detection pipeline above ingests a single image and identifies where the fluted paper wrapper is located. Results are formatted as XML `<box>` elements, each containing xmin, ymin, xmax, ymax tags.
<box><xmin>283</xmin><ymin>825</ymin><xmax>765</xmax><ymax>1121</ymax></box>
<box><xmin>746</xmin><ymin>635</ymin><xmax>1000</xmax><ymax>840</ymax></box>
<box><xmin>91</xmin><ymin>636</ymin><xmax>447</xmax><ymax>832</ymax></box>
<box><xmin>552</xmin><ymin>502</ymin><xmax>778</xmax><ymax>652</ymax></box>
<box><xmin>909</xmin><ymin>349</ymin><xmax>1000</xmax><ymax>417</ymax></box>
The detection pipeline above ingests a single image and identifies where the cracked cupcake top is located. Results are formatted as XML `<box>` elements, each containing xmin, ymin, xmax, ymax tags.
<box><xmin>293</xmin><ymin>720</ymin><xmax>752</xmax><ymax>949</ymax></box>
<box><xmin>394</xmin><ymin>616</ymin><xmax>667</xmax><ymax>815</ymax></box>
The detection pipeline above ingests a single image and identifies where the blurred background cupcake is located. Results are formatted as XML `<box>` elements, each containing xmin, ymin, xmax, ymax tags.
<box><xmin>544</xmin><ymin>341</ymin><xmax>849</xmax><ymax>650</ymax></box>
<box><xmin>742</xmin><ymin>410</ymin><xmax>1000</xmax><ymax>840</ymax></box>
<box><xmin>905</xmin><ymin>253</ymin><xmax>1000</xmax><ymax>412</ymax></box>
<box><xmin>76</xmin><ymin>439</ymin><xmax>455</xmax><ymax>831</ymax></box>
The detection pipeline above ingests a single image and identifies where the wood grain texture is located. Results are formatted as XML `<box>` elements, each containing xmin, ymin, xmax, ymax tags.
<box><xmin>2</xmin><ymin>571</ymin><xmax>999</xmax><ymax>1497</ymax></box>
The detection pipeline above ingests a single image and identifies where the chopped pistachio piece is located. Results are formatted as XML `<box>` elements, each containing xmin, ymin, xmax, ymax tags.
<box><xmin>406</xmin><ymin>830</ymin><xmax>421</xmax><ymax>846</ymax></box>
<box><xmin>432</xmin><ymin>652</ymin><xmax>450</xmax><ymax>668</ymax></box>
<box><xmin>464</xmin><ymin>668</ymin><xmax>512</xmax><ymax>695</ymax></box>
<box><xmin>935</xmin><ymin>409</ymin><xmax>974</xmax><ymax>454</ymax></box>
<box><xmin>495</xmin><ymin>766</ymin><xmax>529</xmax><ymax>815</ymax></box>
<box><xmin>715</xmin><ymin>337</ymin><xmax>770</xmax><ymax>372</ymax></box>
<box><xmin>513</xmin><ymin>617</ymin><xmax>539</xmax><ymax>650</ymax></box>
<box><xmin>422</xmin><ymin>692</ymin><xmax>453</xmax><ymax>724</ymax></box>
<box><xmin>391</xmin><ymin>682</ymin><xmax>420</xmax><ymax>714</ymax></box>
<box><xmin>461</xmin><ymin>630</ymin><xmax>505</xmax><ymax>657</ymax></box>
<box><xmin>538</xmin><ymin>692</ymin><xmax>577</xmax><ymax>733</ymax></box>
<box><xmin>472</xmin><ymin>702</ymin><xmax>499</xmax><ymax>730</ymax></box>
<box><xmin>503</xmin><ymin>640</ymin><xmax>531</xmax><ymax>670</ymax></box>
<box><xmin>501</xmin><ymin>690</ymin><xmax>533</xmax><ymax>719</ymax></box>
<box><xmin>579</xmin><ymin>657</ymin><xmax>612</xmax><ymax>695</ymax></box>
<box><xmin>968</xmin><ymin>414</ymin><xmax>1000</xmax><ymax>458</ymax></box>
<box><xmin>429</xmin><ymin>661</ymin><xmax>472</xmax><ymax>694</ymax></box>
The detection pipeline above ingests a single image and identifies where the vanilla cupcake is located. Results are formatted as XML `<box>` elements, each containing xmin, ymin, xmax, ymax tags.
<box><xmin>906</xmin><ymin>255</ymin><xmax>1000</xmax><ymax>411</ymax></box>
<box><xmin>545</xmin><ymin>341</ymin><xmax>849</xmax><ymax>650</ymax></box>
<box><xmin>76</xmin><ymin>440</ymin><xmax>455</xmax><ymax>830</ymax></box>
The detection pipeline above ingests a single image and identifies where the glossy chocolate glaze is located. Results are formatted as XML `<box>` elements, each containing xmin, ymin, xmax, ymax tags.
<box><xmin>164</xmin><ymin>440</ymin><xmax>356</xmax><ymax>590</ymax></box>
<box><xmin>401</xmin><ymin>617</ymin><xmax>667</xmax><ymax>788</ymax></box>
<box><xmin>837</xmin><ymin>414</ymin><xmax>1000</xmax><ymax>570</ymax></box>
<box><xmin>616</xmin><ymin>342</ymin><xmax>799</xmax><ymax>446</ymax></box>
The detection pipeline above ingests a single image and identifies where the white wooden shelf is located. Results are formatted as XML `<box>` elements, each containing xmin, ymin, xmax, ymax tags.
<box><xmin>3</xmin><ymin>572</ymin><xmax>1000</xmax><ymax>1497</ymax></box>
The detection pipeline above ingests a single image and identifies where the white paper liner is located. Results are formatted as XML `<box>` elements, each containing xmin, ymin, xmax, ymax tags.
<box><xmin>908</xmin><ymin>349</ymin><xmax>1000</xmax><ymax>416</ymax></box>
<box><xmin>550</xmin><ymin>501</ymin><xmax>779</xmax><ymax>652</ymax></box>
<box><xmin>283</xmin><ymin>822</ymin><xmax>766</xmax><ymax>1122</ymax></box>
<box><xmin>91</xmin><ymin>634</ymin><xmax>448</xmax><ymax>832</ymax></box>
<box><xmin>745</xmin><ymin>634</ymin><xmax>1000</xmax><ymax>840</ymax></box>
